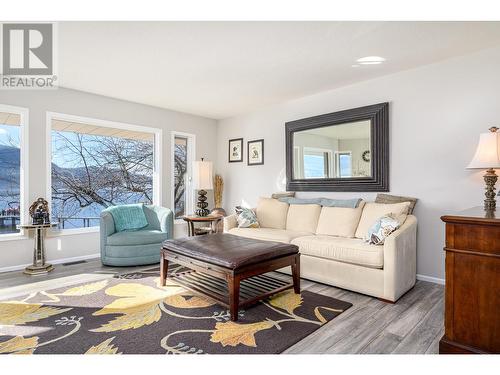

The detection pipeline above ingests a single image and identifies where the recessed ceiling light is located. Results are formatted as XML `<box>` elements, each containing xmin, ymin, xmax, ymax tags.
<box><xmin>356</xmin><ymin>56</ymin><xmax>386</xmax><ymax>65</ymax></box>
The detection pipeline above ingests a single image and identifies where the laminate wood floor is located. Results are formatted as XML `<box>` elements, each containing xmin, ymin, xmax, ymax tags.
<box><xmin>0</xmin><ymin>258</ymin><xmax>444</xmax><ymax>354</ymax></box>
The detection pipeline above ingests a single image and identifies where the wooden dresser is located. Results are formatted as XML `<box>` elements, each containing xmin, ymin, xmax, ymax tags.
<box><xmin>440</xmin><ymin>207</ymin><xmax>500</xmax><ymax>354</ymax></box>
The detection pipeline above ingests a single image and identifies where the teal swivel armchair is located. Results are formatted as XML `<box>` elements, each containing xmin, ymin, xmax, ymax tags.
<box><xmin>100</xmin><ymin>205</ymin><xmax>174</xmax><ymax>266</ymax></box>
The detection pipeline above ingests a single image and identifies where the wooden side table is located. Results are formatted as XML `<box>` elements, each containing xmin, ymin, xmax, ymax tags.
<box><xmin>182</xmin><ymin>215</ymin><xmax>223</xmax><ymax>237</ymax></box>
<box><xmin>17</xmin><ymin>223</ymin><xmax>58</xmax><ymax>275</ymax></box>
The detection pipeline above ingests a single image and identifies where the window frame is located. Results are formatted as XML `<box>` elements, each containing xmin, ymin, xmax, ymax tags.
<box><xmin>46</xmin><ymin>111</ymin><xmax>162</xmax><ymax>235</ymax></box>
<box><xmin>0</xmin><ymin>104</ymin><xmax>29</xmax><ymax>240</ymax></box>
<box><xmin>171</xmin><ymin>131</ymin><xmax>196</xmax><ymax>224</ymax></box>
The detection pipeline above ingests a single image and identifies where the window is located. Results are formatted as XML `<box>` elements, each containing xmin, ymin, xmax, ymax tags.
<box><xmin>303</xmin><ymin>147</ymin><xmax>333</xmax><ymax>179</ymax></box>
<box><xmin>335</xmin><ymin>151</ymin><xmax>353</xmax><ymax>178</ymax></box>
<box><xmin>172</xmin><ymin>132</ymin><xmax>195</xmax><ymax>220</ymax></box>
<box><xmin>49</xmin><ymin>114</ymin><xmax>160</xmax><ymax>230</ymax></box>
<box><xmin>0</xmin><ymin>106</ymin><xmax>27</xmax><ymax>236</ymax></box>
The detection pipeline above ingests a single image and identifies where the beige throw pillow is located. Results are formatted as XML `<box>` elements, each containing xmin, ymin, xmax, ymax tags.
<box><xmin>256</xmin><ymin>197</ymin><xmax>289</xmax><ymax>229</ymax></box>
<box><xmin>316</xmin><ymin>201</ymin><xmax>366</xmax><ymax>238</ymax></box>
<box><xmin>354</xmin><ymin>201</ymin><xmax>411</xmax><ymax>239</ymax></box>
<box><xmin>286</xmin><ymin>204</ymin><xmax>322</xmax><ymax>233</ymax></box>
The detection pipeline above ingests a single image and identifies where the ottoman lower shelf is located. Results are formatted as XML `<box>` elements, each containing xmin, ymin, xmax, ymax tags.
<box><xmin>169</xmin><ymin>269</ymin><xmax>294</xmax><ymax>309</ymax></box>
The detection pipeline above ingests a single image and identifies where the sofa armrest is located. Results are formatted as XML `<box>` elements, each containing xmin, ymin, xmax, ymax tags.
<box><xmin>382</xmin><ymin>215</ymin><xmax>418</xmax><ymax>301</ymax></box>
<box><xmin>224</xmin><ymin>214</ymin><xmax>238</xmax><ymax>232</ymax></box>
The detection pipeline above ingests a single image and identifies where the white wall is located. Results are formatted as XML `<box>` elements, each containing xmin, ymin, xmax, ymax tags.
<box><xmin>216</xmin><ymin>46</ymin><xmax>500</xmax><ymax>281</ymax></box>
<box><xmin>0</xmin><ymin>87</ymin><xmax>217</xmax><ymax>271</ymax></box>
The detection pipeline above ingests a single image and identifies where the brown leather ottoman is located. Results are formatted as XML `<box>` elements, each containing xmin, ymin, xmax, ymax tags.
<box><xmin>160</xmin><ymin>233</ymin><xmax>300</xmax><ymax>321</ymax></box>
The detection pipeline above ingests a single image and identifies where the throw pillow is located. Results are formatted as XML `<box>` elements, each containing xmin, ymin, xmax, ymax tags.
<box><xmin>354</xmin><ymin>201</ymin><xmax>410</xmax><ymax>239</ymax></box>
<box><xmin>235</xmin><ymin>206</ymin><xmax>260</xmax><ymax>228</ymax></box>
<box><xmin>375</xmin><ymin>193</ymin><xmax>418</xmax><ymax>214</ymax></box>
<box><xmin>366</xmin><ymin>215</ymin><xmax>401</xmax><ymax>245</ymax></box>
<box><xmin>106</xmin><ymin>203</ymin><xmax>148</xmax><ymax>232</ymax></box>
<box><xmin>278</xmin><ymin>197</ymin><xmax>361</xmax><ymax>208</ymax></box>
<box><xmin>271</xmin><ymin>191</ymin><xmax>296</xmax><ymax>199</ymax></box>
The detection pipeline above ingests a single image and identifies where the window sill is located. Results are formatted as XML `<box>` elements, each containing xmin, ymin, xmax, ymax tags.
<box><xmin>0</xmin><ymin>233</ymin><xmax>29</xmax><ymax>242</ymax></box>
<box><xmin>48</xmin><ymin>227</ymin><xmax>100</xmax><ymax>237</ymax></box>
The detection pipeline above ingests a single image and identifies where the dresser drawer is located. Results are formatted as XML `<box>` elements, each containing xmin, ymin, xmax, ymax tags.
<box><xmin>445</xmin><ymin>222</ymin><xmax>500</xmax><ymax>256</ymax></box>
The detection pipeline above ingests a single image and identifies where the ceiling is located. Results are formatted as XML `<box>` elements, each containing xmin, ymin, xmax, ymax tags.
<box><xmin>58</xmin><ymin>22</ymin><xmax>500</xmax><ymax>119</ymax></box>
<box><xmin>0</xmin><ymin>112</ymin><xmax>21</xmax><ymax>126</ymax></box>
<box><xmin>52</xmin><ymin>119</ymin><xmax>154</xmax><ymax>141</ymax></box>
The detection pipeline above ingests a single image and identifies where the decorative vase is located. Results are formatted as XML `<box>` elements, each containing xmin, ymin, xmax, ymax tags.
<box><xmin>211</xmin><ymin>208</ymin><xmax>226</xmax><ymax>233</ymax></box>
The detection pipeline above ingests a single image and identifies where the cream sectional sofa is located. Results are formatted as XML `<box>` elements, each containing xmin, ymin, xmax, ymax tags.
<box><xmin>224</xmin><ymin>197</ymin><xmax>417</xmax><ymax>302</ymax></box>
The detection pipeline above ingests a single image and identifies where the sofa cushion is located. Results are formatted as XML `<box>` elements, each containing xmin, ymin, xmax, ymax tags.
<box><xmin>286</xmin><ymin>204</ymin><xmax>322</xmax><ymax>233</ymax></box>
<box><xmin>256</xmin><ymin>197</ymin><xmax>289</xmax><ymax>229</ymax></box>
<box><xmin>316</xmin><ymin>201</ymin><xmax>365</xmax><ymax>238</ymax></box>
<box><xmin>107</xmin><ymin>229</ymin><xmax>170</xmax><ymax>246</ymax></box>
<box><xmin>291</xmin><ymin>235</ymin><xmax>384</xmax><ymax>269</ymax></box>
<box><xmin>228</xmin><ymin>227</ymin><xmax>312</xmax><ymax>243</ymax></box>
<box><xmin>354</xmin><ymin>202</ymin><xmax>411</xmax><ymax>239</ymax></box>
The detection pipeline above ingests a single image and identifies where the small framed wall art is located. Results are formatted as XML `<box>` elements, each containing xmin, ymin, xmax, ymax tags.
<box><xmin>247</xmin><ymin>139</ymin><xmax>264</xmax><ymax>166</ymax></box>
<box><xmin>228</xmin><ymin>138</ymin><xmax>243</xmax><ymax>162</ymax></box>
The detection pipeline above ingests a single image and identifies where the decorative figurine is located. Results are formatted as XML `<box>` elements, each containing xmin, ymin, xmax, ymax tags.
<box><xmin>29</xmin><ymin>198</ymin><xmax>50</xmax><ymax>225</ymax></box>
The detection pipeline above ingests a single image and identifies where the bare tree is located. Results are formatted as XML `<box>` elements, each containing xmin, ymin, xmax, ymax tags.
<box><xmin>51</xmin><ymin>132</ymin><xmax>154</xmax><ymax>222</ymax></box>
<box><xmin>173</xmin><ymin>143</ymin><xmax>187</xmax><ymax>217</ymax></box>
<box><xmin>0</xmin><ymin>130</ymin><xmax>21</xmax><ymax>213</ymax></box>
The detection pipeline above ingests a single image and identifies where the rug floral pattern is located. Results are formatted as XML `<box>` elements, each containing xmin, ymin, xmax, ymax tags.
<box><xmin>0</xmin><ymin>268</ymin><xmax>352</xmax><ymax>354</ymax></box>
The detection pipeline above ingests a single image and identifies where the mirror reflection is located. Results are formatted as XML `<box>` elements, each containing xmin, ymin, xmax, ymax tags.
<box><xmin>293</xmin><ymin>120</ymin><xmax>371</xmax><ymax>179</ymax></box>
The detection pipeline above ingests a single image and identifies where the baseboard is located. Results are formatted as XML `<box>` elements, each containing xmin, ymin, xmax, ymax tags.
<box><xmin>0</xmin><ymin>253</ymin><xmax>100</xmax><ymax>273</ymax></box>
<box><xmin>0</xmin><ymin>254</ymin><xmax>447</xmax><ymax>286</ymax></box>
<box><xmin>416</xmin><ymin>273</ymin><xmax>445</xmax><ymax>285</ymax></box>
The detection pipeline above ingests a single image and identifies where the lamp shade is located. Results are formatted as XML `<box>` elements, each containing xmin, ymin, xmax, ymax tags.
<box><xmin>467</xmin><ymin>131</ymin><xmax>500</xmax><ymax>169</ymax></box>
<box><xmin>192</xmin><ymin>159</ymin><xmax>213</xmax><ymax>190</ymax></box>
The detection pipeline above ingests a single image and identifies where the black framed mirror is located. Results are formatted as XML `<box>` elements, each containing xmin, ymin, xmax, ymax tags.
<box><xmin>285</xmin><ymin>102</ymin><xmax>389</xmax><ymax>192</ymax></box>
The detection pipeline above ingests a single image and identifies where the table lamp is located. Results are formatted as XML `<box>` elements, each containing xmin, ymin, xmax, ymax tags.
<box><xmin>193</xmin><ymin>158</ymin><xmax>213</xmax><ymax>216</ymax></box>
<box><xmin>467</xmin><ymin>127</ymin><xmax>500</xmax><ymax>210</ymax></box>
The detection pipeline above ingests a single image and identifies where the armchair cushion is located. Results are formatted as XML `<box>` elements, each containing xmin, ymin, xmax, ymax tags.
<box><xmin>106</xmin><ymin>229</ymin><xmax>170</xmax><ymax>246</ymax></box>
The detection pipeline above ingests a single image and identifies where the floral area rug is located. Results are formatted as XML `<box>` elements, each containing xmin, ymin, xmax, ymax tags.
<box><xmin>0</xmin><ymin>266</ymin><xmax>352</xmax><ymax>354</ymax></box>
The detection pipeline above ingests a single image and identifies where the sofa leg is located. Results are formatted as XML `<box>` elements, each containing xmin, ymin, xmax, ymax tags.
<box><xmin>378</xmin><ymin>297</ymin><xmax>395</xmax><ymax>304</ymax></box>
